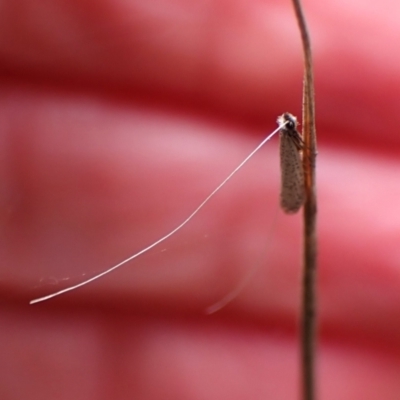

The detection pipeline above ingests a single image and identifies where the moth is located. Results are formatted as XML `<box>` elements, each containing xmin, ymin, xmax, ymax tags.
<box><xmin>277</xmin><ymin>112</ymin><xmax>305</xmax><ymax>214</ymax></box>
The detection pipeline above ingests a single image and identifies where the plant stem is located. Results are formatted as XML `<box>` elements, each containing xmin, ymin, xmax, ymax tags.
<box><xmin>291</xmin><ymin>1</ymin><xmax>318</xmax><ymax>399</ymax></box>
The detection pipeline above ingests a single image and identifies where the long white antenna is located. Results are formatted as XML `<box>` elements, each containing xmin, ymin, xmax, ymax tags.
<box><xmin>30</xmin><ymin>123</ymin><xmax>285</xmax><ymax>304</ymax></box>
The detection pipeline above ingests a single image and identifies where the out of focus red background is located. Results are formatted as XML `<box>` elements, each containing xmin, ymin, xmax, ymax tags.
<box><xmin>1</xmin><ymin>0</ymin><xmax>400</xmax><ymax>399</ymax></box>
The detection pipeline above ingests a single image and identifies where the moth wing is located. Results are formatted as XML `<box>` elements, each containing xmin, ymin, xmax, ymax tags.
<box><xmin>279</xmin><ymin>132</ymin><xmax>305</xmax><ymax>214</ymax></box>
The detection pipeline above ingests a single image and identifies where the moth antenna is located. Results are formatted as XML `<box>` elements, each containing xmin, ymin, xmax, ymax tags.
<box><xmin>30</xmin><ymin>123</ymin><xmax>286</xmax><ymax>304</ymax></box>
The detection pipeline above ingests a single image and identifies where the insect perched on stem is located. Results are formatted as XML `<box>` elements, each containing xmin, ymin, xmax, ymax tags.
<box><xmin>277</xmin><ymin>112</ymin><xmax>305</xmax><ymax>214</ymax></box>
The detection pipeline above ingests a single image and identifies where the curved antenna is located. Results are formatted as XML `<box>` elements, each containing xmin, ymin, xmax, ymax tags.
<box><xmin>30</xmin><ymin>123</ymin><xmax>285</xmax><ymax>304</ymax></box>
<box><xmin>205</xmin><ymin>208</ymin><xmax>279</xmax><ymax>314</ymax></box>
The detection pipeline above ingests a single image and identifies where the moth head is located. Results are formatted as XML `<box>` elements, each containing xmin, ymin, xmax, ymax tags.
<box><xmin>277</xmin><ymin>112</ymin><xmax>298</xmax><ymax>130</ymax></box>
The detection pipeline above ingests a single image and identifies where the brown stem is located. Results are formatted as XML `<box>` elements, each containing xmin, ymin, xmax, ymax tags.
<box><xmin>290</xmin><ymin>1</ymin><xmax>318</xmax><ymax>399</ymax></box>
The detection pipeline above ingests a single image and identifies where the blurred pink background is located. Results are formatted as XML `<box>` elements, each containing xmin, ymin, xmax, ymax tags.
<box><xmin>1</xmin><ymin>0</ymin><xmax>400</xmax><ymax>399</ymax></box>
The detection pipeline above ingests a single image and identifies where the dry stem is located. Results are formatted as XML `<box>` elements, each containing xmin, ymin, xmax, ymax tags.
<box><xmin>291</xmin><ymin>0</ymin><xmax>318</xmax><ymax>399</ymax></box>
